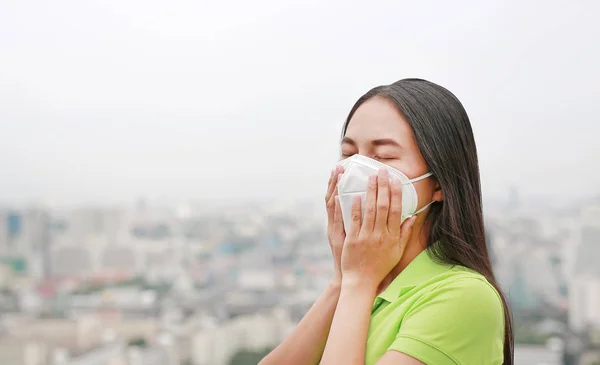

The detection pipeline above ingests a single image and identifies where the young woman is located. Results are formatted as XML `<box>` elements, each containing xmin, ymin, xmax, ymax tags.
<box><xmin>259</xmin><ymin>79</ymin><xmax>513</xmax><ymax>365</ymax></box>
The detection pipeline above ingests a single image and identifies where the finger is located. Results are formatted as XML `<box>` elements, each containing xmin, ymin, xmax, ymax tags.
<box><xmin>399</xmin><ymin>215</ymin><xmax>417</xmax><ymax>245</ymax></box>
<box><xmin>325</xmin><ymin>168</ymin><xmax>336</xmax><ymax>204</ymax></box>
<box><xmin>360</xmin><ymin>174</ymin><xmax>378</xmax><ymax>233</ymax></box>
<box><xmin>348</xmin><ymin>195</ymin><xmax>362</xmax><ymax>238</ymax></box>
<box><xmin>387</xmin><ymin>178</ymin><xmax>403</xmax><ymax>236</ymax></box>
<box><xmin>326</xmin><ymin>166</ymin><xmax>344</xmax><ymax>200</ymax></box>
<box><xmin>326</xmin><ymin>166</ymin><xmax>343</xmax><ymax>223</ymax></box>
<box><xmin>333</xmin><ymin>196</ymin><xmax>345</xmax><ymax>237</ymax></box>
<box><xmin>328</xmin><ymin>174</ymin><xmax>343</xmax><ymax>218</ymax></box>
<box><xmin>325</xmin><ymin>171</ymin><xmax>336</xmax><ymax>229</ymax></box>
<box><xmin>335</xmin><ymin>165</ymin><xmax>345</xmax><ymax>189</ymax></box>
<box><xmin>374</xmin><ymin>168</ymin><xmax>390</xmax><ymax>233</ymax></box>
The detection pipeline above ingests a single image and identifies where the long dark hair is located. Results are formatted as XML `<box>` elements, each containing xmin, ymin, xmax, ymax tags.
<box><xmin>343</xmin><ymin>78</ymin><xmax>514</xmax><ymax>364</ymax></box>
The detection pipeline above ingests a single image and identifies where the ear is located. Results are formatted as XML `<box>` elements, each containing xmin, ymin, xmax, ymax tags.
<box><xmin>432</xmin><ymin>179</ymin><xmax>443</xmax><ymax>202</ymax></box>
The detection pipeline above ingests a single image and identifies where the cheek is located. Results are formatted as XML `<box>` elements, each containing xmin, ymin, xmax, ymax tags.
<box><xmin>414</xmin><ymin>180</ymin><xmax>436</xmax><ymax>203</ymax></box>
<box><xmin>385</xmin><ymin>161</ymin><xmax>414</xmax><ymax>175</ymax></box>
<box><xmin>386</xmin><ymin>161</ymin><xmax>424</xmax><ymax>180</ymax></box>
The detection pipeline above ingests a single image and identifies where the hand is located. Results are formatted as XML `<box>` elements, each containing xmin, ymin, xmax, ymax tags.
<box><xmin>337</xmin><ymin>168</ymin><xmax>417</xmax><ymax>290</ymax></box>
<box><xmin>325</xmin><ymin>165</ymin><xmax>345</xmax><ymax>287</ymax></box>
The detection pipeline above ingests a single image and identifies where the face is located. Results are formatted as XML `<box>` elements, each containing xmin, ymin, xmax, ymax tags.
<box><xmin>341</xmin><ymin>97</ymin><xmax>443</xmax><ymax>209</ymax></box>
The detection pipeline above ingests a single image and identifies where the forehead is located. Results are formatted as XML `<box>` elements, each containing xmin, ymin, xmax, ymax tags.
<box><xmin>345</xmin><ymin>97</ymin><xmax>413</xmax><ymax>143</ymax></box>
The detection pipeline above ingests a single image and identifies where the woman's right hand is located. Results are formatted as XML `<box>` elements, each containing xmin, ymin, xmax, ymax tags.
<box><xmin>325</xmin><ymin>165</ymin><xmax>345</xmax><ymax>287</ymax></box>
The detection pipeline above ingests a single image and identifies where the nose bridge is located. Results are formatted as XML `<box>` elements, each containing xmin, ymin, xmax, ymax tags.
<box><xmin>357</xmin><ymin>144</ymin><xmax>373</xmax><ymax>157</ymax></box>
<box><xmin>352</xmin><ymin>138</ymin><xmax>374</xmax><ymax>157</ymax></box>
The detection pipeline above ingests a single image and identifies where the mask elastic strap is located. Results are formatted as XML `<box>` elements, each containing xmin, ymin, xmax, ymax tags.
<box><xmin>405</xmin><ymin>172</ymin><xmax>433</xmax><ymax>184</ymax></box>
<box><xmin>407</xmin><ymin>200</ymin><xmax>437</xmax><ymax>219</ymax></box>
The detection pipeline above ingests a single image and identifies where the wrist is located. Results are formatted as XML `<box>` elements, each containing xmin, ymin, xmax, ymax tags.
<box><xmin>329</xmin><ymin>273</ymin><xmax>343</xmax><ymax>290</ymax></box>
<box><xmin>340</xmin><ymin>276</ymin><xmax>378</xmax><ymax>297</ymax></box>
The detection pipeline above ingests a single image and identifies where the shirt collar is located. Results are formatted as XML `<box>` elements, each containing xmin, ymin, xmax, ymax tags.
<box><xmin>377</xmin><ymin>248</ymin><xmax>452</xmax><ymax>303</ymax></box>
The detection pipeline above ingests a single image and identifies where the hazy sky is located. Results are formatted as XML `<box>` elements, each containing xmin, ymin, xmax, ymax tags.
<box><xmin>1</xmin><ymin>0</ymin><xmax>598</xmax><ymax>206</ymax></box>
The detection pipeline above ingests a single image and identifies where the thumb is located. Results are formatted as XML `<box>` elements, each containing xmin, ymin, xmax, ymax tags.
<box><xmin>399</xmin><ymin>215</ymin><xmax>417</xmax><ymax>243</ymax></box>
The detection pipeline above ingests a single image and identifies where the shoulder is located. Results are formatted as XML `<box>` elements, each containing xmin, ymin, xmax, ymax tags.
<box><xmin>409</xmin><ymin>272</ymin><xmax>504</xmax><ymax>331</ymax></box>
<box><xmin>429</xmin><ymin>271</ymin><xmax>502</xmax><ymax>309</ymax></box>
<box><xmin>390</xmin><ymin>273</ymin><xmax>505</xmax><ymax>364</ymax></box>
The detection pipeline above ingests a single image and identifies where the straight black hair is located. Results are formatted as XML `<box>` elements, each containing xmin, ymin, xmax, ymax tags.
<box><xmin>343</xmin><ymin>78</ymin><xmax>514</xmax><ymax>364</ymax></box>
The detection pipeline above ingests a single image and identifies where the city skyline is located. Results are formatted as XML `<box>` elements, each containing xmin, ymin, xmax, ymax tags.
<box><xmin>2</xmin><ymin>192</ymin><xmax>598</xmax><ymax>364</ymax></box>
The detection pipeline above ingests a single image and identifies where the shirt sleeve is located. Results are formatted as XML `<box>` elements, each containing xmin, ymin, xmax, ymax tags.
<box><xmin>387</xmin><ymin>277</ymin><xmax>505</xmax><ymax>365</ymax></box>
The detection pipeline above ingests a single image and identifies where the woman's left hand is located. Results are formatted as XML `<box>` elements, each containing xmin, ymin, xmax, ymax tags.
<box><xmin>335</xmin><ymin>167</ymin><xmax>417</xmax><ymax>290</ymax></box>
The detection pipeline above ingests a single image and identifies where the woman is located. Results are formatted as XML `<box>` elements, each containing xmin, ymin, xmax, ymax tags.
<box><xmin>259</xmin><ymin>79</ymin><xmax>513</xmax><ymax>365</ymax></box>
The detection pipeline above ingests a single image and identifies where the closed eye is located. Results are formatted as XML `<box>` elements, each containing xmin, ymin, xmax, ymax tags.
<box><xmin>374</xmin><ymin>155</ymin><xmax>397</xmax><ymax>161</ymax></box>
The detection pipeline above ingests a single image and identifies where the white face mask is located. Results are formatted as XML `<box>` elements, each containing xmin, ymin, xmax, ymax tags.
<box><xmin>336</xmin><ymin>154</ymin><xmax>434</xmax><ymax>233</ymax></box>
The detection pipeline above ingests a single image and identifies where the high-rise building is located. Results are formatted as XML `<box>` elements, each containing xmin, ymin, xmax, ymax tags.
<box><xmin>0</xmin><ymin>208</ymin><xmax>52</xmax><ymax>280</ymax></box>
<box><xmin>40</xmin><ymin>212</ymin><xmax>52</xmax><ymax>279</ymax></box>
<box><xmin>569</xmin><ymin>204</ymin><xmax>600</xmax><ymax>332</ymax></box>
<box><xmin>0</xmin><ymin>210</ymin><xmax>23</xmax><ymax>253</ymax></box>
<box><xmin>7</xmin><ymin>212</ymin><xmax>22</xmax><ymax>244</ymax></box>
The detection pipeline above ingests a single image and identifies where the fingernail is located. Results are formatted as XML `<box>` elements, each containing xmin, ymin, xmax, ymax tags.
<box><xmin>379</xmin><ymin>168</ymin><xmax>388</xmax><ymax>178</ymax></box>
<box><xmin>369</xmin><ymin>175</ymin><xmax>377</xmax><ymax>184</ymax></box>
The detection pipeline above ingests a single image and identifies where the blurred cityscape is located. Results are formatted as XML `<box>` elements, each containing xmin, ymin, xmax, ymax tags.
<box><xmin>0</xmin><ymin>189</ymin><xmax>599</xmax><ymax>365</ymax></box>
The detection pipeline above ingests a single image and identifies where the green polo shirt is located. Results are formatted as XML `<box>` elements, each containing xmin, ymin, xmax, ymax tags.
<box><xmin>365</xmin><ymin>249</ymin><xmax>505</xmax><ymax>365</ymax></box>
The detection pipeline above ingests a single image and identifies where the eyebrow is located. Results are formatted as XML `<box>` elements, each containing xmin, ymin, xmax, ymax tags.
<box><xmin>341</xmin><ymin>137</ymin><xmax>356</xmax><ymax>146</ymax></box>
<box><xmin>341</xmin><ymin>137</ymin><xmax>402</xmax><ymax>148</ymax></box>
<box><xmin>372</xmin><ymin>138</ymin><xmax>402</xmax><ymax>148</ymax></box>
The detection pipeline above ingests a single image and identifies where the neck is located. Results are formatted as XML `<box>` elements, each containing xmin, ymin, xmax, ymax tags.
<box><xmin>376</xmin><ymin>220</ymin><xmax>429</xmax><ymax>296</ymax></box>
